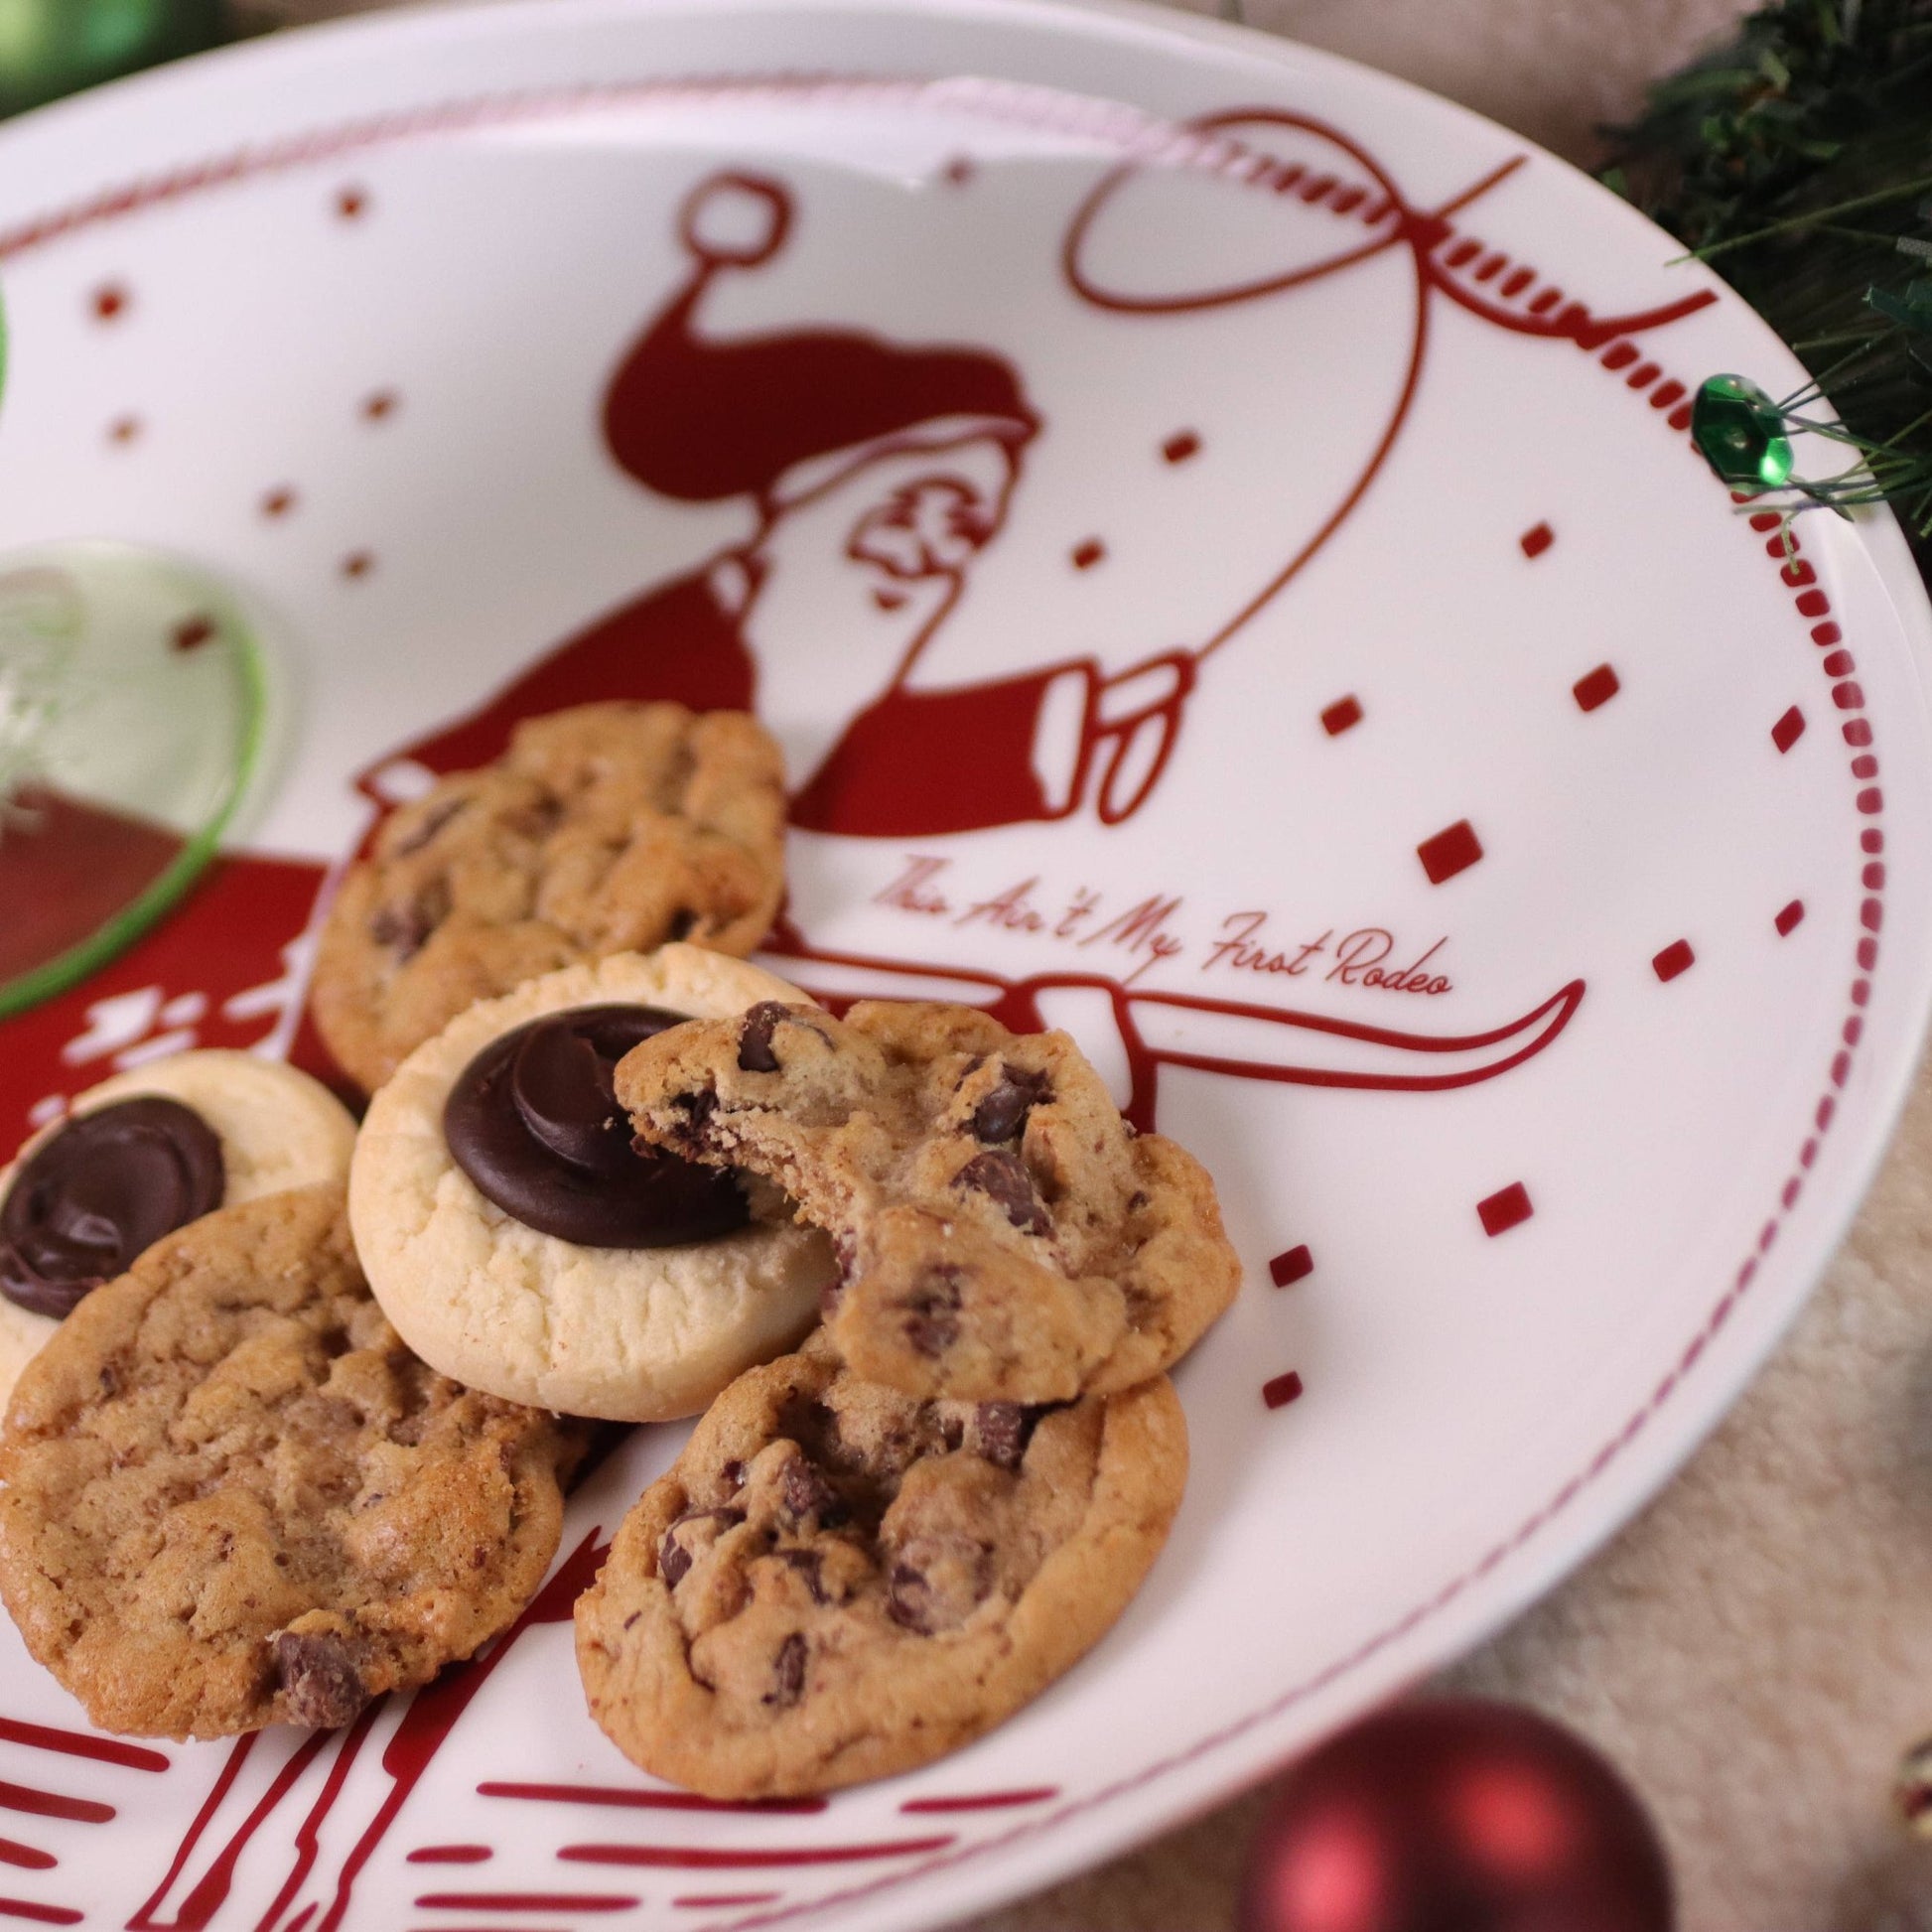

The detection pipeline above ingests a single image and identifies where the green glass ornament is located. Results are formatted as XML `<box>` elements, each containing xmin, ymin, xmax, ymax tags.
<box><xmin>0</xmin><ymin>0</ymin><xmax>225</xmax><ymax>119</ymax></box>
<box><xmin>1692</xmin><ymin>373</ymin><xmax>1797</xmax><ymax>490</ymax></box>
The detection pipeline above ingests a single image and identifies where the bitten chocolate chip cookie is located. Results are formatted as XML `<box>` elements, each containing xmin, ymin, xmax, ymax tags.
<box><xmin>312</xmin><ymin>702</ymin><xmax>787</xmax><ymax>1094</ymax></box>
<box><xmin>575</xmin><ymin>1330</ymin><xmax>1185</xmax><ymax>1797</ymax></box>
<box><xmin>349</xmin><ymin>948</ymin><xmax>833</xmax><ymax>1422</ymax></box>
<box><xmin>617</xmin><ymin>1001</ymin><xmax>1241</xmax><ymax>1403</ymax></box>
<box><xmin>0</xmin><ymin>1051</ymin><xmax>358</xmax><ymax>1405</ymax></box>
<box><xmin>0</xmin><ymin>1183</ymin><xmax>584</xmax><ymax>1738</ymax></box>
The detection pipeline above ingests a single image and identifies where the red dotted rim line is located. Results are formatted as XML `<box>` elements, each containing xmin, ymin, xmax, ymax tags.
<box><xmin>0</xmin><ymin>68</ymin><xmax>1879</xmax><ymax>1929</ymax></box>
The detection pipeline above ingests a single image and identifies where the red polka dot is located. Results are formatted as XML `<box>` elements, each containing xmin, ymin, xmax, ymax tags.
<box><xmin>361</xmin><ymin>390</ymin><xmax>399</xmax><ymax>421</ymax></box>
<box><xmin>336</xmin><ymin>186</ymin><xmax>368</xmax><ymax>219</ymax></box>
<box><xmin>106</xmin><ymin>415</ymin><xmax>142</xmax><ymax>445</ymax></box>
<box><xmin>1477</xmin><ymin>1182</ymin><xmax>1533</xmax><ymax>1237</ymax></box>
<box><xmin>1417</xmin><ymin>820</ymin><xmax>1482</xmax><ymax>885</ymax></box>
<box><xmin>341</xmin><ymin>551</ymin><xmax>374</xmax><ymax>579</ymax></box>
<box><xmin>1651</xmin><ymin>939</ymin><xmax>1694</xmax><ymax>982</ymax></box>
<box><xmin>1519</xmin><ymin>521</ymin><xmax>1554</xmax><ymax>559</ymax></box>
<box><xmin>1774</xmin><ymin>900</ymin><xmax>1804</xmax><ymax>936</ymax></box>
<box><xmin>942</xmin><ymin>156</ymin><xmax>974</xmax><ymax>186</ymax></box>
<box><xmin>1070</xmin><ymin>539</ymin><xmax>1104</xmax><ymax>571</ymax></box>
<box><xmin>260</xmin><ymin>486</ymin><xmax>296</xmax><ymax>518</ymax></box>
<box><xmin>1269</xmin><ymin>1245</ymin><xmax>1313</xmax><ymax>1288</ymax></box>
<box><xmin>1320</xmin><ymin>696</ymin><xmax>1362</xmax><ymax>737</ymax></box>
<box><xmin>1162</xmin><ymin>430</ymin><xmax>1200</xmax><ymax>464</ymax></box>
<box><xmin>171</xmin><ymin>616</ymin><xmax>215</xmax><ymax>653</ymax></box>
<box><xmin>90</xmin><ymin>283</ymin><xmax>129</xmax><ymax>322</ymax></box>
<box><xmin>1771</xmin><ymin>706</ymin><xmax>1805</xmax><ymax>753</ymax></box>
<box><xmin>1261</xmin><ymin>1371</ymin><xmax>1305</xmax><ymax>1410</ymax></box>
<box><xmin>1572</xmin><ymin>664</ymin><xmax>1618</xmax><ymax>713</ymax></box>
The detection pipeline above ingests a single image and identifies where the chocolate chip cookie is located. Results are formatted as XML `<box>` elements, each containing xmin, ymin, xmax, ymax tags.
<box><xmin>311</xmin><ymin>702</ymin><xmax>787</xmax><ymax>1094</ymax></box>
<box><xmin>575</xmin><ymin>1330</ymin><xmax>1186</xmax><ymax>1797</ymax></box>
<box><xmin>617</xmin><ymin>1001</ymin><xmax>1241</xmax><ymax>1403</ymax></box>
<box><xmin>0</xmin><ymin>1182</ymin><xmax>585</xmax><ymax>1738</ymax></box>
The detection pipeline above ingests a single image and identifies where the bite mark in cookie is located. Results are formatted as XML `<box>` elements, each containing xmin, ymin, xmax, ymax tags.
<box><xmin>617</xmin><ymin>1000</ymin><xmax>1242</xmax><ymax>1403</ymax></box>
<box><xmin>0</xmin><ymin>1183</ymin><xmax>585</xmax><ymax>1739</ymax></box>
<box><xmin>574</xmin><ymin>1331</ymin><xmax>1186</xmax><ymax>1797</ymax></box>
<box><xmin>311</xmin><ymin>701</ymin><xmax>788</xmax><ymax>1094</ymax></box>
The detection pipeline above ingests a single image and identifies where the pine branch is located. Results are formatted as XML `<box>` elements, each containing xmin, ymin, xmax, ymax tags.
<box><xmin>1605</xmin><ymin>0</ymin><xmax>1932</xmax><ymax>562</ymax></box>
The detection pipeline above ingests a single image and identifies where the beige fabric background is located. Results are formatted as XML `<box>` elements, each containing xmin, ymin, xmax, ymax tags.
<box><xmin>239</xmin><ymin>2</ymin><xmax>1932</xmax><ymax>1925</ymax></box>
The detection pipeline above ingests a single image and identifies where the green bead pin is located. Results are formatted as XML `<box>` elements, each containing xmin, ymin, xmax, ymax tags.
<box><xmin>1692</xmin><ymin>373</ymin><xmax>1797</xmax><ymax>490</ymax></box>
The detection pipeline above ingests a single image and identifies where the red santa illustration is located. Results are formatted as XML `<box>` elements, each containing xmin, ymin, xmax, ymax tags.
<box><xmin>368</xmin><ymin>172</ymin><xmax>1192</xmax><ymax>837</ymax></box>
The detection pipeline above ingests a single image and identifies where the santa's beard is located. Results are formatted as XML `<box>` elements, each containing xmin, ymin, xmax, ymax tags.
<box><xmin>736</xmin><ymin>528</ymin><xmax>959</xmax><ymax>792</ymax></box>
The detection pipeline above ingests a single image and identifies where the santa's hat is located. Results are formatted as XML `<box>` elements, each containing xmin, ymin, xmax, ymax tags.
<box><xmin>604</xmin><ymin>173</ymin><xmax>1038</xmax><ymax>508</ymax></box>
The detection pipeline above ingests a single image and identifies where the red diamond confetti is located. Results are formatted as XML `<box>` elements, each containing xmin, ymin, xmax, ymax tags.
<box><xmin>1573</xmin><ymin>665</ymin><xmax>1619</xmax><ymax>713</ymax></box>
<box><xmin>1269</xmin><ymin>1245</ymin><xmax>1313</xmax><ymax>1288</ymax></box>
<box><xmin>1418</xmin><ymin>820</ymin><xmax>1483</xmax><ymax>885</ymax></box>
<box><xmin>1652</xmin><ymin>939</ymin><xmax>1694</xmax><ymax>982</ymax></box>
<box><xmin>1262</xmin><ymin>1371</ymin><xmax>1306</xmax><ymax>1410</ymax></box>
<box><xmin>1477</xmin><ymin>1182</ymin><xmax>1533</xmax><ymax>1237</ymax></box>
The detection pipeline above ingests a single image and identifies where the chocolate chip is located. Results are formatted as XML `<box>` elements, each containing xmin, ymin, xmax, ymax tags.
<box><xmin>506</xmin><ymin>796</ymin><xmax>565</xmax><ymax>842</ymax></box>
<box><xmin>939</xmin><ymin>1414</ymin><xmax>964</xmax><ymax>1451</ymax></box>
<box><xmin>974</xmin><ymin>1403</ymin><xmax>1029</xmax><ymax>1470</ymax></box>
<box><xmin>767</xmin><ymin>1631</ymin><xmax>807</xmax><ymax>1707</ymax></box>
<box><xmin>885</xmin><ymin>1536</ymin><xmax>990</xmax><ymax>1635</ymax></box>
<box><xmin>658</xmin><ymin>1505</ymin><xmax>745</xmax><ymax>1589</ymax></box>
<box><xmin>271</xmin><ymin>1630</ymin><xmax>368</xmax><ymax>1729</ymax></box>
<box><xmin>903</xmin><ymin>1266</ymin><xmax>963</xmax><ymax>1358</ymax></box>
<box><xmin>737</xmin><ymin>1001</ymin><xmax>789</xmax><ymax>1073</ymax></box>
<box><xmin>659</xmin><ymin>1533</ymin><xmax>694</xmax><ymax>1590</ymax></box>
<box><xmin>780</xmin><ymin>1455</ymin><xmax>841</xmax><ymax>1526</ymax></box>
<box><xmin>954</xmin><ymin>1150</ymin><xmax>1049</xmax><ymax>1235</ymax></box>
<box><xmin>722</xmin><ymin>1459</ymin><xmax>747</xmax><ymax>1492</ymax></box>
<box><xmin>666</xmin><ymin>907</ymin><xmax>697</xmax><ymax>941</ymax></box>
<box><xmin>390</xmin><ymin>795</ymin><xmax>467</xmax><ymax>857</ymax></box>
<box><xmin>775</xmin><ymin>1548</ymin><xmax>829</xmax><ymax>1604</ymax></box>
<box><xmin>672</xmin><ymin>1088</ymin><xmax>719</xmax><ymax>1135</ymax></box>
<box><xmin>971</xmin><ymin>1064</ymin><xmax>1052</xmax><ymax>1144</ymax></box>
<box><xmin>886</xmin><ymin>1563</ymin><xmax>931</xmax><ymax>1631</ymax></box>
<box><xmin>369</xmin><ymin>880</ymin><xmax>449</xmax><ymax>960</ymax></box>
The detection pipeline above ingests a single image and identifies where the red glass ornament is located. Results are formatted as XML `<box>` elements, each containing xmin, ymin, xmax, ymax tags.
<box><xmin>1238</xmin><ymin>1698</ymin><xmax>1674</xmax><ymax>1932</ymax></box>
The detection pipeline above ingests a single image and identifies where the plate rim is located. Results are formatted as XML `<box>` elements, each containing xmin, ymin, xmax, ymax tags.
<box><xmin>1</xmin><ymin>2</ymin><xmax>1931</xmax><ymax>1925</ymax></box>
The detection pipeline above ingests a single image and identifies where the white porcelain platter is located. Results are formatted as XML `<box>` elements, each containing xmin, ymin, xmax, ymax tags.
<box><xmin>0</xmin><ymin>1</ymin><xmax>1929</xmax><ymax>1926</ymax></box>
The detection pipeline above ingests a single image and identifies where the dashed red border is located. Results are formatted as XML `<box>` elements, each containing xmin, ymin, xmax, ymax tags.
<box><xmin>0</xmin><ymin>69</ymin><xmax>1888</xmax><ymax>1932</ymax></box>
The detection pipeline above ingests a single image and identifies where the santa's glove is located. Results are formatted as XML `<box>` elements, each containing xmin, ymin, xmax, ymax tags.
<box><xmin>1085</xmin><ymin>651</ymin><xmax>1195</xmax><ymax>823</ymax></box>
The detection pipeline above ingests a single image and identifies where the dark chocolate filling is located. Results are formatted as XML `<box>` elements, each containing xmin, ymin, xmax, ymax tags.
<box><xmin>443</xmin><ymin>1004</ymin><xmax>749</xmax><ymax>1248</ymax></box>
<box><xmin>0</xmin><ymin>1096</ymin><xmax>226</xmax><ymax>1318</ymax></box>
